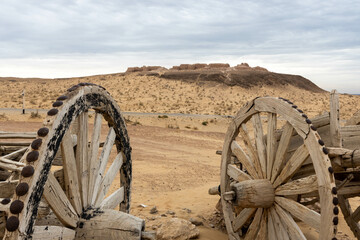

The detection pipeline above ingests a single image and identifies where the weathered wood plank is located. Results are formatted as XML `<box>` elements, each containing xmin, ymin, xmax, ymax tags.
<box><xmin>88</xmin><ymin>113</ymin><xmax>102</xmax><ymax>205</ymax></box>
<box><xmin>61</xmin><ymin>131</ymin><xmax>82</xmax><ymax>214</ymax></box>
<box><xmin>0</xmin><ymin>157</ymin><xmax>25</xmax><ymax>172</ymax></box>
<box><xmin>231</xmin><ymin>141</ymin><xmax>259</xmax><ymax>179</ymax></box>
<box><xmin>256</xmin><ymin>209</ymin><xmax>267</xmax><ymax>240</ymax></box>
<box><xmin>274</xmin><ymin>203</ymin><xmax>306</xmax><ymax>239</ymax></box>
<box><xmin>273</xmin><ymin>144</ymin><xmax>309</xmax><ymax>188</ymax></box>
<box><xmin>227</xmin><ymin>164</ymin><xmax>252</xmax><ymax>182</ymax></box>
<box><xmin>232</xmin><ymin>208</ymin><xmax>256</xmax><ymax>232</ymax></box>
<box><xmin>275</xmin><ymin>196</ymin><xmax>320</xmax><ymax>230</ymax></box>
<box><xmin>75</xmin><ymin>209</ymin><xmax>144</xmax><ymax>240</ymax></box>
<box><xmin>266</xmin><ymin>113</ymin><xmax>277</xmax><ymax>180</ymax></box>
<box><xmin>91</xmin><ymin>127</ymin><xmax>116</xmax><ymax>205</ymax></box>
<box><xmin>94</xmin><ymin>152</ymin><xmax>123</xmax><ymax>207</ymax></box>
<box><xmin>251</xmin><ymin>113</ymin><xmax>267</xmax><ymax>178</ymax></box>
<box><xmin>330</xmin><ymin>90</ymin><xmax>342</xmax><ymax>147</ymax></box>
<box><xmin>275</xmin><ymin>175</ymin><xmax>318</xmax><ymax>196</ymax></box>
<box><xmin>43</xmin><ymin>173</ymin><xmax>79</xmax><ymax>228</ymax></box>
<box><xmin>100</xmin><ymin>186</ymin><xmax>124</xmax><ymax>210</ymax></box>
<box><xmin>244</xmin><ymin>208</ymin><xmax>263</xmax><ymax>240</ymax></box>
<box><xmin>33</xmin><ymin>226</ymin><xmax>75</xmax><ymax>240</ymax></box>
<box><xmin>0</xmin><ymin>132</ymin><xmax>36</xmax><ymax>139</ymax></box>
<box><xmin>268</xmin><ymin>207</ymin><xmax>289</xmax><ymax>240</ymax></box>
<box><xmin>271</xmin><ymin>122</ymin><xmax>293</xmax><ymax>183</ymax></box>
<box><xmin>0</xmin><ymin>180</ymin><xmax>18</xmax><ymax>198</ymax></box>
<box><xmin>76</xmin><ymin>112</ymin><xmax>89</xmax><ymax>208</ymax></box>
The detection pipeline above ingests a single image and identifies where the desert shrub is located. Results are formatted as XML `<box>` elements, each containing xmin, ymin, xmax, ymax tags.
<box><xmin>30</xmin><ymin>111</ymin><xmax>41</xmax><ymax>118</ymax></box>
<box><xmin>158</xmin><ymin>115</ymin><xmax>168</xmax><ymax>119</ymax></box>
<box><xmin>0</xmin><ymin>113</ymin><xmax>8</xmax><ymax>120</ymax></box>
<box><xmin>202</xmin><ymin>121</ymin><xmax>208</xmax><ymax>126</ymax></box>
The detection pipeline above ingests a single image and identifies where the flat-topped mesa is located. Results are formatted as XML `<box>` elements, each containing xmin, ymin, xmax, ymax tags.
<box><xmin>170</xmin><ymin>63</ymin><xmax>230</xmax><ymax>70</ymax></box>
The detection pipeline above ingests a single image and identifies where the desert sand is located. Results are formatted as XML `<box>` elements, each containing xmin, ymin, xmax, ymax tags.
<box><xmin>0</xmin><ymin>70</ymin><xmax>359</xmax><ymax>239</ymax></box>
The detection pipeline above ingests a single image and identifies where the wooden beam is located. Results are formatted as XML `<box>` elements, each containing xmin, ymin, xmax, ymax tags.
<box><xmin>330</xmin><ymin>89</ymin><xmax>342</xmax><ymax>147</ymax></box>
<box><xmin>88</xmin><ymin>113</ymin><xmax>102</xmax><ymax>205</ymax></box>
<box><xmin>76</xmin><ymin>112</ymin><xmax>89</xmax><ymax>208</ymax></box>
<box><xmin>43</xmin><ymin>173</ymin><xmax>79</xmax><ymax>228</ymax></box>
<box><xmin>32</xmin><ymin>226</ymin><xmax>75</xmax><ymax>240</ymax></box>
<box><xmin>100</xmin><ymin>186</ymin><xmax>124</xmax><ymax>210</ymax></box>
<box><xmin>231</xmin><ymin>141</ymin><xmax>259</xmax><ymax>179</ymax></box>
<box><xmin>273</xmin><ymin>144</ymin><xmax>309</xmax><ymax>188</ymax></box>
<box><xmin>244</xmin><ymin>208</ymin><xmax>263</xmax><ymax>240</ymax></box>
<box><xmin>94</xmin><ymin>152</ymin><xmax>123</xmax><ymax>207</ymax></box>
<box><xmin>232</xmin><ymin>208</ymin><xmax>256</xmax><ymax>232</ymax></box>
<box><xmin>274</xmin><ymin>203</ymin><xmax>306</xmax><ymax>239</ymax></box>
<box><xmin>275</xmin><ymin>196</ymin><xmax>320</xmax><ymax>230</ymax></box>
<box><xmin>91</xmin><ymin>127</ymin><xmax>116</xmax><ymax>205</ymax></box>
<box><xmin>271</xmin><ymin>122</ymin><xmax>293</xmax><ymax>183</ymax></box>
<box><xmin>251</xmin><ymin>113</ymin><xmax>267</xmax><ymax>177</ymax></box>
<box><xmin>275</xmin><ymin>175</ymin><xmax>318</xmax><ymax>196</ymax></box>
<box><xmin>266</xmin><ymin>113</ymin><xmax>277</xmax><ymax>180</ymax></box>
<box><xmin>61</xmin><ymin>131</ymin><xmax>82</xmax><ymax>214</ymax></box>
<box><xmin>239</xmin><ymin>124</ymin><xmax>264</xmax><ymax>178</ymax></box>
<box><xmin>227</xmin><ymin>164</ymin><xmax>252</xmax><ymax>182</ymax></box>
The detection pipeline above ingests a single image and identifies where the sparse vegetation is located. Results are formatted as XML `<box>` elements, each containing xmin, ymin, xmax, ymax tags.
<box><xmin>158</xmin><ymin>115</ymin><xmax>169</xmax><ymax>119</ymax></box>
<box><xmin>30</xmin><ymin>111</ymin><xmax>41</xmax><ymax>118</ymax></box>
<box><xmin>202</xmin><ymin>121</ymin><xmax>208</xmax><ymax>126</ymax></box>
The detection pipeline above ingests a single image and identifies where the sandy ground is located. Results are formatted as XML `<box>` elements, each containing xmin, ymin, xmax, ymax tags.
<box><xmin>0</xmin><ymin>112</ymin><xmax>358</xmax><ymax>239</ymax></box>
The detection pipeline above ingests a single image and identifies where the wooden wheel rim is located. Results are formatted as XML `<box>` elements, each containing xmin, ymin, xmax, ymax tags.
<box><xmin>220</xmin><ymin>97</ymin><xmax>338</xmax><ymax>240</ymax></box>
<box><xmin>3</xmin><ymin>84</ymin><xmax>132</xmax><ymax>238</ymax></box>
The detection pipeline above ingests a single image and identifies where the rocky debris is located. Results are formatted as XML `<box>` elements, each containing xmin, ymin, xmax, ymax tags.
<box><xmin>126</xmin><ymin>66</ymin><xmax>164</xmax><ymax>73</ymax></box>
<box><xmin>150</xmin><ymin>206</ymin><xmax>158</xmax><ymax>214</ymax></box>
<box><xmin>182</xmin><ymin>208</ymin><xmax>192</xmax><ymax>213</ymax></box>
<box><xmin>156</xmin><ymin>218</ymin><xmax>200</xmax><ymax>240</ymax></box>
<box><xmin>166</xmin><ymin>210</ymin><xmax>176</xmax><ymax>215</ymax></box>
<box><xmin>189</xmin><ymin>217</ymin><xmax>203</xmax><ymax>226</ymax></box>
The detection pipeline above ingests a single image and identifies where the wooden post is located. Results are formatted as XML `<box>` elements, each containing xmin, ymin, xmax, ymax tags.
<box><xmin>22</xmin><ymin>89</ymin><xmax>25</xmax><ymax>114</ymax></box>
<box><xmin>330</xmin><ymin>90</ymin><xmax>342</xmax><ymax>147</ymax></box>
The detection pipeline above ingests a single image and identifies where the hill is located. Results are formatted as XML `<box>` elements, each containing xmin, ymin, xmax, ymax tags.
<box><xmin>0</xmin><ymin>63</ymin><xmax>359</xmax><ymax>118</ymax></box>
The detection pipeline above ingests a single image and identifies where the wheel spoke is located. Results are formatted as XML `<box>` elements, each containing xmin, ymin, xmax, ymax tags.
<box><xmin>76</xmin><ymin>112</ymin><xmax>89</xmax><ymax>208</ymax></box>
<box><xmin>239</xmin><ymin>124</ymin><xmax>264</xmax><ymax>178</ymax></box>
<box><xmin>275</xmin><ymin>175</ymin><xmax>318</xmax><ymax>196</ymax></box>
<box><xmin>100</xmin><ymin>186</ymin><xmax>125</xmax><ymax>209</ymax></box>
<box><xmin>273</xmin><ymin>144</ymin><xmax>309</xmax><ymax>188</ymax></box>
<box><xmin>33</xmin><ymin>226</ymin><xmax>76</xmax><ymax>239</ymax></box>
<box><xmin>255</xmin><ymin>209</ymin><xmax>267</xmax><ymax>240</ymax></box>
<box><xmin>274</xmin><ymin>203</ymin><xmax>306</xmax><ymax>240</ymax></box>
<box><xmin>232</xmin><ymin>208</ymin><xmax>256</xmax><ymax>232</ymax></box>
<box><xmin>43</xmin><ymin>173</ymin><xmax>79</xmax><ymax>228</ymax></box>
<box><xmin>231</xmin><ymin>141</ymin><xmax>259</xmax><ymax>179</ymax></box>
<box><xmin>351</xmin><ymin>205</ymin><xmax>360</xmax><ymax>222</ymax></box>
<box><xmin>227</xmin><ymin>164</ymin><xmax>252</xmax><ymax>182</ymax></box>
<box><xmin>244</xmin><ymin>208</ymin><xmax>263</xmax><ymax>240</ymax></box>
<box><xmin>61</xmin><ymin>131</ymin><xmax>82</xmax><ymax>214</ymax></box>
<box><xmin>266</xmin><ymin>113</ymin><xmax>277</xmax><ymax>180</ymax></box>
<box><xmin>275</xmin><ymin>196</ymin><xmax>320</xmax><ymax>230</ymax></box>
<box><xmin>94</xmin><ymin>152</ymin><xmax>124</xmax><ymax>207</ymax></box>
<box><xmin>271</xmin><ymin>122</ymin><xmax>294</xmax><ymax>183</ymax></box>
<box><xmin>0</xmin><ymin>157</ymin><xmax>25</xmax><ymax>172</ymax></box>
<box><xmin>267</xmin><ymin>209</ymin><xmax>278</xmax><ymax>240</ymax></box>
<box><xmin>251</xmin><ymin>113</ymin><xmax>267</xmax><ymax>178</ymax></box>
<box><xmin>268</xmin><ymin>207</ymin><xmax>290</xmax><ymax>240</ymax></box>
<box><xmin>91</xmin><ymin>127</ymin><xmax>116</xmax><ymax>205</ymax></box>
<box><xmin>88</xmin><ymin>113</ymin><xmax>103</xmax><ymax>205</ymax></box>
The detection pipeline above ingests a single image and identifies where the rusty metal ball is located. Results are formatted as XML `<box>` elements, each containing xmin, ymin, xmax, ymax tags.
<box><xmin>16</xmin><ymin>182</ymin><xmax>29</xmax><ymax>196</ymax></box>
<box><xmin>26</xmin><ymin>151</ymin><xmax>39</xmax><ymax>162</ymax></box>
<box><xmin>318</xmin><ymin>139</ymin><xmax>325</xmax><ymax>146</ymax></box>
<box><xmin>323</xmin><ymin>147</ymin><xmax>329</xmax><ymax>155</ymax></box>
<box><xmin>47</xmin><ymin>108</ymin><xmax>58</xmax><ymax>116</ymax></box>
<box><xmin>306</xmin><ymin>119</ymin><xmax>312</xmax><ymax>124</ymax></box>
<box><xmin>6</xmin><ymin>216</ymin><xmax>19</xmax><ymax>232</ymax></box>
<box><xmin>1</xmin><ymin>198</ymin><xmax>10</xmax><ymax>205</ymax></box>
<box><xmin>332</xmin><ymin>187</ymin><xmax>337</xmax><ymax>194</ymax></box>
<box><xmin>333</xmin><ymin>197</ymin><xmax>339</xmax><ymax>205</ymax></box>
<box><xmin>333</xmin><ymin>217</ymin><xmax>338</xmax><ymax>225</ymax></box>
<box><xmin>52</xmin><ymin>101</ymin><xmax>63</xmax><ymax>107</ymax></box>
<box><xmin>37</xmin><ymin>127</ymin><xmax>49</xmax><ymax>137</ymax></box>
<box><xmin>21</xmin><ymin>165</ymin><xmax>35</xmax><ymax>178</ymax></box>
<box><xmin>328</xmin><ymin>167</ymin><xmax>334</xmax><ymax>174</ymax></box>
<box><xmin>31</xmin><ymin>139</ymin><xmax>42</xmax><ymax>150</ymax></box>
<box><xmin>57</xmin><ymin>95</ymin><xmax>68</xmax><ymax>101</ymax></box>
<box><xmin>333</xmin><ymin>207</ymin><xmax>339</xmax><ymax>215</ymax></box>
<box><xmin>10</xmin><ymin>200</ymin><xmax>24</xmax><ymax>214</ymax></box>
<box><xmin>310</xmin><ymin>125</ymin><xmax>317</xmax><ymax>131</ymax></box>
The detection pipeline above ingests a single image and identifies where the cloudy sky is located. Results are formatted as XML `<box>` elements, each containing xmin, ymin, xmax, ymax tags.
<box><xmin>0</xmin><ymin>0</ymin><xmax>359</xmax><ymax>93</ymax></box>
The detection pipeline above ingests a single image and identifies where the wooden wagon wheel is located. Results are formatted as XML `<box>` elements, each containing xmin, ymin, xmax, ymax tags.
<box><xmin>0</xmin><ymin>83</ymin><xmax>145</xmax><ymax>239</ymax></box>
<box><xmin>220</xmin><ymin>97</ymin><xmax>338</xmax><ymax>240</ymax></box>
